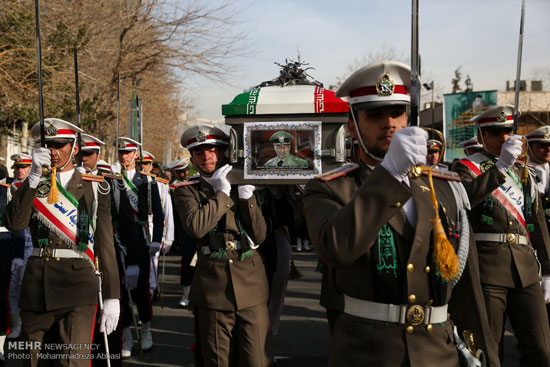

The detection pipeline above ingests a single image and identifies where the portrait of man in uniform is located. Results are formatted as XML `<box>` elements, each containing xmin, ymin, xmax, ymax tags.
<box><xmin>265</xmin><ymin>131</ymin><xmax>309</xmax><ymax>168</ymax></box>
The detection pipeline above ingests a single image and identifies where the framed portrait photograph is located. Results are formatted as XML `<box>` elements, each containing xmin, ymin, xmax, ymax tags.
<box><xmin>243</xmin><ymin>121</ymin><xmax>322</xmax><ymax>179</ymax></box>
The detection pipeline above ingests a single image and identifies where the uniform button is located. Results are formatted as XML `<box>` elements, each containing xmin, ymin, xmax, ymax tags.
<box><xmin>226</xmin><ymin>204</ymin><xmax>230</xmax><ymax>208</ymax></box>
<box><xmin>57</xmin><ymin>241</ymin><xmax>63</xmax><ymax>246</ymax></box>
<box><xmin>425</xmin><ymin>299</ymin><xmax>433</xmax><ymax>306</ymax></box>
<box><xmin>508</xmin><ymin>221</ymin><xmax>513</xmax><ymax>226</ymax></box>
<box><xmin>44</xmin><ymin>257</ymin><xmax>50</xmax><ymax>262</ymax></box>
<box><xmin>228</xmin><ymin>259</ymin><xmax>233</xmax><ymax>264</ymax></box>
<box><xmin>424</xmin><ymin>266</ymin><xmax>430</xmax><ymax>274</ymax></box>
<box><xmin>250</xmin><ymin>204</ymin><xmax>254</xmax><ymax>208</ymax></box>
<box><xmin>426</xmin><ymin>324</ymin><xmax>433</xmax><ymax>333</ymax></box>
<box><xmin>407</xmin><ymin>264</ymin><xmax>414</xmax><ymax>272</ymax></box>
<box><xmin>408</xmin><ymin>294</ymin><xmax>416</xmax><ymax>304</ymax></box>
<box><xmin>406</xmin><ymin>326</ymin><xmax>414</xmax><ymax>334</ymax></box>
<box><xmin>391</xmin><ymin>202</ymin><xmax>402</xmax><ymax>208</ymax></box>
<box><xmin>55</xmin><ymin>257</ymin><xmax>60</xmax><ymax>261</ymax></box>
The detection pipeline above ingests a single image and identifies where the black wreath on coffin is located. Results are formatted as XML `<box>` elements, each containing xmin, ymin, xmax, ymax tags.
<box><xmin>256</xmin><ymin>59</ymin><xmax>323</xmax><ymax>88</ymax></box>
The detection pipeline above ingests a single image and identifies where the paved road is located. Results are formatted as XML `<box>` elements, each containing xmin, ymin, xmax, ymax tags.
<box><xmin>124</xmin><ymin>251</ymin><xmax>523</xmax><ymax>367</ymax></box>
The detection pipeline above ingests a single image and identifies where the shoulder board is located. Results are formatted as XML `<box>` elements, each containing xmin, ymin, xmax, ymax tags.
<box><xmin>81</xmin><ymin>173</ymin><xmax>105</xmax><ymax>183</ymax></box>
<box><xmin>140</xmin><ymin>171</ymin><xmax>156</xmax><ymax>177</ymax></box>
<box><xmin>101</xmin><ymin>172</ymin><xmax>122</xmax><ymax>180</ymax></box>
<box><xmin>315</xmin><ymin>163</ymin><xmax>360</xmax><ymax>182</ymax></box>
<box><xmin>0</xmin><ymin>182</ymin><xmax>10</xmax><ymax>188</ymax></box>
<box><xmin>170</xmin><ymin>180</ymin><xmax>199</xmax><ymax>189</ymax></box>
<box><xmin>156</xmin><ymin>177</ymin><xmax>169</xmax><ymax>185</ymax></box>
<box><xmin>422</xmin><ymin>168</ymin><xmax>461</xmax><ymax>182</ymax></box>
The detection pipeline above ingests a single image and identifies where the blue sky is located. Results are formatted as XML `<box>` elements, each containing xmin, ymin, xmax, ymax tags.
<box><xmin>184</xmin><ymin>0</ymin><xmax>550</xmax><ymax>122</ymax></box>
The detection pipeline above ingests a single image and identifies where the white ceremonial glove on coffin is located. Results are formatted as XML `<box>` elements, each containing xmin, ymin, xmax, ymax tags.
<box><xmin>100</xmin><ymin>298</ymin><xmax>120</xmax><ymax>335</ymax></box>
<box><xmin>202</xmin><ymin>164</ymin><xmax>232</xmax><ymax>196</ymax></box>
<box><xmin>161</xmin><ymin>240</ymin><xmax>173</xmax><ymax>255</ymax></box>
<box><xmin>238</xmin><ymin>185</ymin><xmax>256</xmax><ymax>200</ymax></box>
<box><xmin>496</xmin><ymin>135</ymin><xmax>523</xmax><ymax>173</ymax></box>
<box><xmin>149</xmin><ymin>241</ymin><xmax>161</xmax><ymax>256</ymax></box>
<box><xmin>542</xmin><ymin>276</ymin><xmax>550</xmax><ymax>304</ymax></box>
<box><xmin>110</xmin><ymin>162</ymin><xmax>122</xmax><ymax>175</ymax></box>
<box><xmin>381</xmin><ymin>127</ymin><xmax>428</xmax><ymax>181</ymax></box>
<box><xmin>29</xmin><ymin>148</ymin><xmax>51</xmax><ymax>189</ymax></box>
<box><xmin>125</xmin><ymin>265</ymin><xmax>139</xmax><ymax>290</ymax></box>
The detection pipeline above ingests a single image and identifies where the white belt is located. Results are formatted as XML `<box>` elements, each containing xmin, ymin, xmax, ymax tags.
<box><xmin>31</xmin><ymin>248</ymin><xmax>88</xmax><ymax>260</ymax></box>
<box><xmin>343</xmin><ymin>294</ymin><xmax>448</xmax><ymax>326</ymax></box>
<box><xmin>474</xmin><ymin>233</ymin><xmax>528</xmax><ymax>245</ymax></box>
<box><xmin>201</xmin><ymin>240</ymin><xmax>241</xmax><ymax>255</ymax></box>
<box><xmin>0</xmin><ymin>227</ymin><xmax>9</xmax><ymax>233</ymax></box>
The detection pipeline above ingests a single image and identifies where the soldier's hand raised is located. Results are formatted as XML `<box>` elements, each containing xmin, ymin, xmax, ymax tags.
<box><xmin>496</xmin><ymin>135</ymin><xmax>523</xmax><ymax>173</ymax></box>
<box><xmin>202</xmin><ymin>164</ymin><xmax>232</xmax><ymax>196</ymax></box>
<box><xmin>29</xmin><ymin>148</ymin><xmax>51</xmax><ymax>188</ymax></box>
<box><xmin>381</xmin><ymin>127</ymin><xmax>427</xmax><ymax>181</ymax></box>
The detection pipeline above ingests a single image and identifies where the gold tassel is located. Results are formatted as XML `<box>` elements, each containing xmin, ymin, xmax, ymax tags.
<box><xmin>422</xmin><ymin>167</ymin><xmax>459</xmax><ymax>281</ymax></box>
<box><xmin>47</xmin><ymin>166</ymin><xmax>59</xmax><ymax>204</ymax></box>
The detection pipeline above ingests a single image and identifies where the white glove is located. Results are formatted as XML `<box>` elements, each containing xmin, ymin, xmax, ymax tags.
<box><xmin>149</xmin><ymin>241</ymin><xmax>161</xmax><ymax>256</ymax></box>
<box><xmin>125</xmin><ymin>265</ymin><xmax>139</xmax><ymax>290</ymax></box>
<box><xmin>202</xmin><ymin>164</ymin><xmax>232</xmax><ymax>196</ymax></box>
<box><xmin>496</xmin><ymin>135</ymin><xmax>523</xmax><ymax>173</ymax></box>
<box><xmin>11</xmin><ymin>258</ymin><xmax>25</xmax><ymax>272</ymax></box>
<box><xmin>111</xmin><ymin>162</ymin><xmax>122</xmax><ymax>175</ymax></box>
<box><xmin>238</xmin><ymin>185</ymin><xmax>255</xmax><ymax>200</ymax></box>
<box><xmin>29</xmin><ymin>148</ymin><xmax>51</xmax><ymax>189</ymax></box>
<box><xmin>100</xmin><ymin>298</ymin><xmax>120</xmax><ymax>335</ymax></box>
<box><xmin>76</xmin><ymin>166</ymin><xmax>87</xmax><ymax>174</ymax></box>
<box><xmin>161</xmin><ymin>240</ymin><xmax>173</xmax><ymax>255</ymax></box>
<box><xmin>542</xmin><ymin>276</ymin><xmax>550</xmax><ymax>304</ymax></box>
<box><xmin>381</xmin><ymin>127</ymin><xmax>428</xmax><ymax>181</ymax></box>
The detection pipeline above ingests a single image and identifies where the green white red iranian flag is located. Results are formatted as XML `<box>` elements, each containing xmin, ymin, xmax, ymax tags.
<box><xmin>222</xmin><ymin>85</ymin><xmax>348</xmax><ymax>116</ymax></box>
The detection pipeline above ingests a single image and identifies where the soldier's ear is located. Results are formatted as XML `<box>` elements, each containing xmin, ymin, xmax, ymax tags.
<box><xmin>347</xmin><ymin>119</ymin><xmax>358</xmax><ymax>141</ymax></box>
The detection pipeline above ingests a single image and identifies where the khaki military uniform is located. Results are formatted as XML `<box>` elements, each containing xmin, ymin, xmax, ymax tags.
<box><xmin>174</xmin><ymin>179</ymin><xmax>272</xmax><ymax>367</ymax></box>
<box><xmin>3</xmin><ymin>171</ymin><xmax>119</xmax><ymax>366</ymax></box>
<box><xmin>303</xmin><ymin>163</ymin><xmax>498</xmax><ymax>367</ymax></box>
<box><xmin>452</xmin><ymin>154</ymin><xmax>550</xmax><ymax>365</ymax></box>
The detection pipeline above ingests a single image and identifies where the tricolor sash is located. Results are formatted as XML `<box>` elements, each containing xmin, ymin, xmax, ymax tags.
<box><xmin>122</xmin><ymin>172</ymin><xmax>140</xmax><ymax>220</ymax></box>
<box><xmin>32</xmin><ymin>177</ymin><xmax>95</xmax><ymax>264</ymax></box>
<box><xmin>459</xmin><ymin>154</ymin><xmax>527</xmax><ymax>229</ymax></box>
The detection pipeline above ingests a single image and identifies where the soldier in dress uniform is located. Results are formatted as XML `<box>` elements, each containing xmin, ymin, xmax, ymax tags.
<box><xmin>426</xmin><ymin>138</ymin><xmax>448</xmax><ymax>171</ymax></box>
<box><xmin>460</xmin><ymin>136</ymin><xmax>484</xmax><ymax>157</ymax></box>
<box><xmin>451</xmin><ymin>105</ymin><xmax>550</xmax><ymax>365</ymax></box>
<box><xmin>264</xmin><ymin>131</ymin><xmax>309</xmax><ymax>168</ymax></box>
<box><xmin>137</xmin><ymin>151</ymin><xmax>174</xmax><ymax>302</ymax></box>
<box><xmin>6</xmin><ymin>154</ymin><xmax>33</xmax><ymax>341</ymax></box>
<box><xmin>174</xmin><ymin>124</ymin><xmax>273</xmax><ymax>367</ymax></box>
<box><xmin>2</xmin><ymin>118</ymin><xmax>120</xmax><ymax>366</ymax></box>
<box><xmin>112</xmin><ymin>137</ymin><xmax>164</xmax><ymax>357</ymax></box>
<box><xmin>303</xmin><ymin>61</ymin><xmax>498</xmax><ymax>366</ymax></box>
<box><xmin>167</xmin><ymin>158</ymin><xmax>197</xmax><ymax>308</ymax></box>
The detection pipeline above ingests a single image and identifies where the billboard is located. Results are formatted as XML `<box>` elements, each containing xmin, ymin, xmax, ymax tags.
<box><xmin>443</xmin><ymin>90</ymin><xmax>497</xmax><ymax>162</ymax></box>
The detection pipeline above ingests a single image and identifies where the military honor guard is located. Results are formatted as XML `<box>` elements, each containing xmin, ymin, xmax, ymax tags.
<box><xmin>426</xmin><ymin>138</ymin><xmax>448</xmax><ymax>170</ymax></box>
<box><xmin>167</xmin><ymin>158</ymin><xmax>197</xmax><ymax>308</ymax></box>
<box><xmin>264</xmin><ymin>131</ymin><xmax>309</xmax><ymax>168</ymax></box>
<box><xmin>460</xmin><ymin>136</ymin><xmax>484</xmax><ymax>157</ymax></box>
<box><xmin>2</xmin><ymin>118</ymin><xmax>120</xmax><ymax>365</ymax></box>
<box><xmin>303</xmin><ymin>61</ymin><xmax>498</xmax><ymax>366</ymax></box>
<box><xmin>451</xmin><ymin>105</ymin><xmax>550</xmax><ymax>365</ymax></box>
<box><xmin>174</xmin><ymin>124</ymin><xmax>273</xmax><ymax>366</ymax></box>
<box><xmin>6</xmin><ymin>154</ymin><xmax>34</xmax><ymax>341</ymax></box>
<box><xmin>113</xmin><ymin>138</ymin><xmax>164</xmax><ymax>357</ymax></box>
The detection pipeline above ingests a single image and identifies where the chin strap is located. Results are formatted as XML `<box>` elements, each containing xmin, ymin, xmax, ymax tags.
<box><xmin>350</xmin><ymin>108</ymin><xmax>384</xmax><ymax>162</ymax></box>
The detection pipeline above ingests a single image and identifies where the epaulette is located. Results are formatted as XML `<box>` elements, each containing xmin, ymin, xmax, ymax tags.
<box><xmin>0</xmin><ymin>182</ymin><xmax>10</xmax><ymax>188</ymax></box>
<box><xmin>315</xmin><ymin>163</ymin><xmax>360</xmax><ymax>182</ymax></box>
<box><xmin>156</xmin><ymin>177</ymin><xmax>169</xmax><ymax>185</ymax></box>
<box><xmin>140</xmin><ymin>171</ymin><xmax>156</xmax><ymax>177</ymax></box>
<box><xmin>81</xmin><ymin>173</ymin><xmax>105</xmax><ymax>183</ymax></box>
<box><xmin>170</xmin><ymin>180</ymin><xmax>199</xmax><ymax>189</ymax></box>
<box><xmin>101</xmin><ymin>172</ymin><xmax>122</xmax><ymax>180</ymax></box>
<box><xmin>422</xmin><ymin>168</ymin><xmax>461</xmax><ymax>182</ymax></box>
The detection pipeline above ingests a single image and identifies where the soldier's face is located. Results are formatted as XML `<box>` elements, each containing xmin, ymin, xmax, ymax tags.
<box><xmin>530</xmin><ymin>142</ymin><xmax>550</xmax><ymax>163</ymax></box>
<box><xmin>81</xmin><ymin>150</ymin><xmax>99</xmax><ymax>172</ymax></box>
<box><xmin>118</xmin><ymin>150</ymin><xmax>138</xmax><ymax>170</ymax></box>
<box><xmin>13</xmin><ymin>166</ymin><xmax>31</xmax><ymax>180</ymax></box>
<box><xmin>45</xmin><ymin>140</ymin><xmax>77</xmax><ymax>171</ymax></box>
<box><xmin>274</xmin><ymin>144</ymin><xmax>290</xmax><ymax>159</ymax></box>
<box><xmin>480</xmin><ymin>128</ymin><xmax>512</xmax><ymax>156</ymax></box>
<box><xmin>426</xmin><ymin>150</ymin><xmax>440</xmax><ymax>166</ymax></box>
<box><xmin>349</xmin><ymin>106</ymin><xmax>408</xmax><ymax>162</ymax></box>
<box><xmin>176</xmin><ymin>169</ymin><xmax>189</xmax><ymax>180</ymax></box>
<box><xmin>142</xmin><ymin>162</ymin><xmax>152</xmax><ymax>172</ymax></box>
<box><xmin>191</xmin><ymin>145</ymin><xmax>220</xmax><ymax>174</ymax></box>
